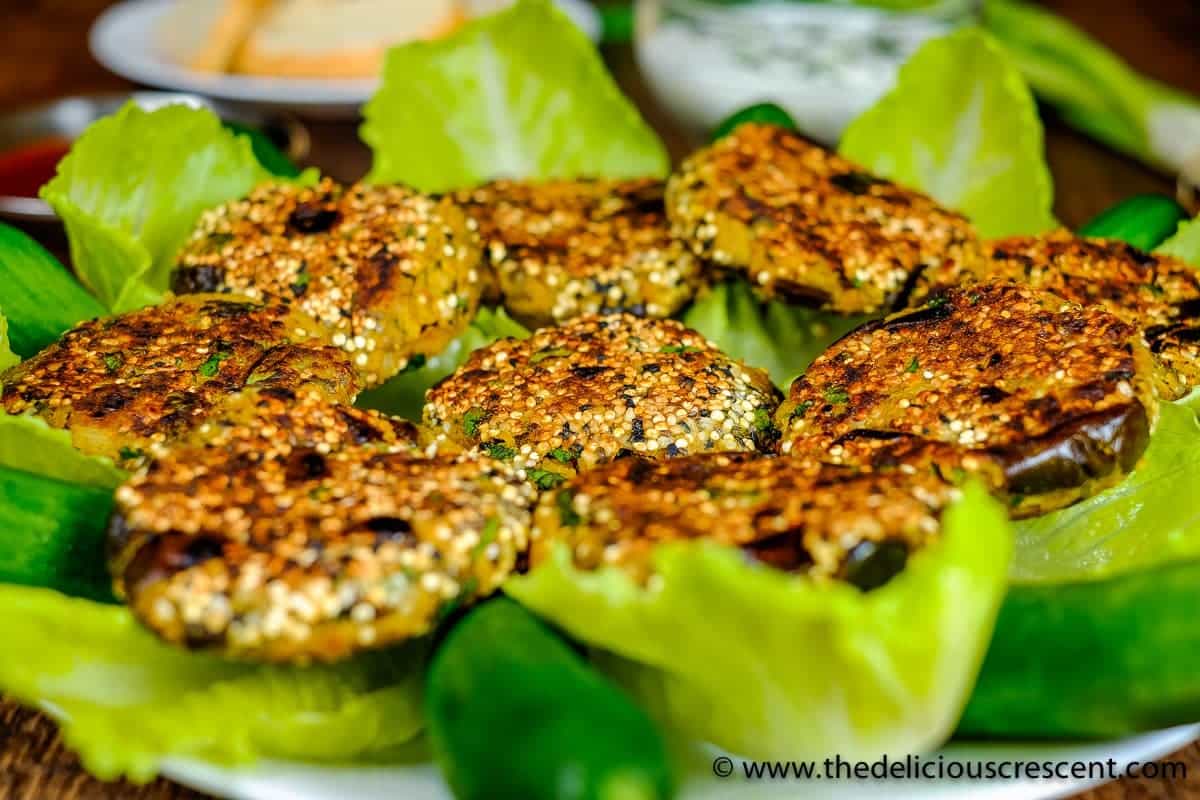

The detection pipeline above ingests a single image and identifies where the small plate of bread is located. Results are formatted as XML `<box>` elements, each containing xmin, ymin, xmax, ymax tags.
<box><xmin>90</xmin><ymin>0</ymin><xmax>601</xmax><ymax>117</ymax></box>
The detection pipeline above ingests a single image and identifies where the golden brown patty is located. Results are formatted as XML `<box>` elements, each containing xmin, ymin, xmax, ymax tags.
<box><xmin>454</xmin><ymin>178</ymin><xmax>704</xmax><ymax>328</ymax></box>
<box><xmin>665</xmin><ymin>123</ymin><xmax>982</xmax><ymax>314</ymax></box>
<box><xmin>777</xmin><ymin>282</ymin><xmax>1159</xmax><ymax>516</ymax></box>
<box><xmin>0</xmin><ymin>295</ymin><xmax>356</xmax><ymax>467</ymax></box>
<box><xmin>976</xmin><ymin>231</ymin><xmax>1200</xmax><ymax>399</ymax></box>
<box><xmin>110</xmin><ymin>389</ymin><xmax>534</xmax><ymax>663</ymax></box>
<box><xmin>423</xmin><ymin>314</ymin><xmax>782</xmax><ymax>481</ymax></box>
<box><xmin>531</xmin><ymin>452</ymin><xmax>957</xmax><ymax>588</ymax></box>
<box><xmin>173</xmin><ymin>179</ymin><xmax>483</xmax><ymax>387</ymax></box>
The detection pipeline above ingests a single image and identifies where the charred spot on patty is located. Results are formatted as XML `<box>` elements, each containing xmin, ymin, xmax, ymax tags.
<box><xmin>172</xmin><ymin>263</ymin><xmax>227</xmax><ymax>294</ymax></box>
<box><xmin>287</xmin><ymin>202</ymin><xmax>341</xmax><ymax>234</ymax></box>
<box><xmin>362</xmin><ymin>516</ymin><xmax>415</xmax><ymax>542</ymax></box>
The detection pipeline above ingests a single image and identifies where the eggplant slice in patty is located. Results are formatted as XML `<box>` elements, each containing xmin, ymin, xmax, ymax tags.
<box><xmin>173</xmin><ymin>178</ymin><xmax>483</xmax><ymax>387</ymax></box>
<box><xmin>776</xmin><ymin>282</ymin><xmax>1159</xmax><ymax>517</ymax></box>
<box><xmin>530</xmin><ymin>451</ymin><xmax>960</xmax><ymax>589</ymax></box>
<box><xmin>422</xmin><ymin>313</ymin><xmax>782</xmax><ymax>482</ymax></box>
<box><xmin>110</xmin><ymin>388</ymin><xmax>534</xmax><ymax>663</ymax></box>
<box><xmin>665</xmin><ymin>122</ymin><xmax>983</xmax><ymax>315</ymax></box>
<box><xmin>0</xmin><ymin>294</ymin><xmax>358</xmax><ymax>468</ymax></box>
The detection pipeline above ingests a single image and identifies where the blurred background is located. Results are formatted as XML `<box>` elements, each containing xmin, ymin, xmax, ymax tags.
<box><xmin>2</xmin><ymin>0</ymin><xmax>1200</xmax><ymax>235</ymax></box>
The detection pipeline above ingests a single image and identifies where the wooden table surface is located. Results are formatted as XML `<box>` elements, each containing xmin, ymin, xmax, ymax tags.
<box><xmin>2</xmin><ymin>1</ymin><xmax>1200</xmax><ymax>798</ymax></box>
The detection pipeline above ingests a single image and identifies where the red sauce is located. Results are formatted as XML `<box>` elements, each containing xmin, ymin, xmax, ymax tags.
<box><xmin>0</xmin><ymin>137</ymin><xmax>72</xmax><ymax>198</ymax></box>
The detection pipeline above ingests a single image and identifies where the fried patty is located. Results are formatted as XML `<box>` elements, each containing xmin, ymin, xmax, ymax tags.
<box><xmin>976</xmin><ymin>231</ymin><xmax>1200</xmax><ymax>399</ymax></box>
<box><xmin>0</xmin><ymin>295</ymin><xmax>356</xmax><ymax>467</ymax></box>
<box><xmin>423</xmin><ymin>314</ymin><xmax>781</xmax><ymax>482</ymax></box>
<box><xmin>110</xmin><ymin>389</ymin><xmax>534</xmax><ymax>663</ymax></box>
<box><xmin>173</xmin><ymin>179</ymin><xmax>483</xmax><ymax>387</ymax></box>
<box><xmin>454</xmin><ymin>178</ymin><xmax>703</xmax><ymax>328</ymax></box>
<box><xmin>777</xmin><ymin>282</ymin><xmax>1159</xmax><ymax>516</ymax></box>
<box><xmin>665</xmin><ymin>123</ymin><xmax>982</xmax><ymax>314</ymax></box>
<box><xmin>530</xmin><ymin>452</ymin><xmax>957</xmax><ymax>588</ymax></box>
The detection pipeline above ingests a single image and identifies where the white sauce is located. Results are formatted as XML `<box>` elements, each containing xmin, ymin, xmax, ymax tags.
<box><xmin>635</xmin><ymin>1</ymin><xmax>954</xmax><ymax>143</ymax></box>
<box><xmin>1148</xmin><ymin>102</ymin><xmax>1200</xmax><ymax>178</ymax></box>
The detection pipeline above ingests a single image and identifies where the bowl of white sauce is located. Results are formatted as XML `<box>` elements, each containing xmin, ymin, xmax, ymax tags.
<box><xmin>635</xmin><ymin>0</ymin><xmax>977</xmax><ymax>144</ymax></box>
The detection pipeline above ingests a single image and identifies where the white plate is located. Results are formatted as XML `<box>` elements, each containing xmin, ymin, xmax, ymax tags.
<box><xmin>164</xmin><ymin>724</ymin><xmax>1200</xmax><ymax>800</ymax></box>
<box><xmin>89</xmin><ymin>0</ymin><xmax>602</xmax><ymax>118</ymax></box>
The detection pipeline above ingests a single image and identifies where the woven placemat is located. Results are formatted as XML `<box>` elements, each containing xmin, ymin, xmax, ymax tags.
<box><xmin>0</xmin><ymin>699</ymin><xmax>204</xmax><ymax>800</ymax></box>
<box><xmin>3</xmin><ymin>694</ymin><xmax>1198</xmax><ymax>799</ymax></box>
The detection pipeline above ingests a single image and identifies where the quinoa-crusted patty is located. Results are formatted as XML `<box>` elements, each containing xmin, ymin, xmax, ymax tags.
<box><xmin>0</xmin><ymin>295</ymin><xmax>357</xmax><ymax>467</ymax></box>
<box><xmin>109</xmin><ymin>389</ymin><xmax>534</xmax><ymax>663</ymax></box>
<box><xmin>454</xmin><ymin>178</ymin><xmax>703</xmax><ymax>327</ymax></box>
<box><xmin>665</xmin><ymin>123</ymin><xmax>982</xmax><ymax>314</ymax></box>
<box><xmin>531</xmin><ymin>452</ymin><xmax>958</xmax><ymax>588</ymax></box>
<box><xmin>423</xmin><ymin>314</ymin><xmax>781</xmax><ymax>480</ymax></box>
<box><xmin>173</xmin><ymin>179</ymin><xmax>483</xmax><ymax>387</ymax></box>
<box><xmin>777</xmin><ymin>282</ymin><xmax>1159</xmax><ymax>516</ymax></box>
<box><xmin>978</xmin><ymin>231</ymin><xmax>1200</xmax><ymax>399</ymax></box>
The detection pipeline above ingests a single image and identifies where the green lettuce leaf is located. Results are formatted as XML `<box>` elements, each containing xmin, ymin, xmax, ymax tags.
<box><xmin>0</xmin><ymin>585</ymin><xmax>427</xmax><ymax>782</ymax></box>
<box><xmin>0</xmin><ymin>414</ymin><xmax>125</xmax><ymax>490</ymax></box>
<box><xmin>356</xmin><ymin>307</ymin><xmax>530</xmax><ymax>420</ymax></box>
<box><xmin>1011</xmin><ymin>394</ymin><xmax>1200</xmax><ymax>584</ymax></box>
<box><xmin>840</xmin><ymin>27</ymin><xmax>1056</xmax><ymax>238</ymax></box>
<box><xmin>361</xmin><ymin>0</ymin><xmax>668</xmax><ymax>191</ymax></box>
<box><xmin>962</xmin><ymin>394</ymin><xmax>1200</xmax><ymax>737</ymax></box>
<box><xmin>1155</xmin><ymin>219</ymin><xmax>1200</xmax><ymax>266</ymax></box>
<box><xmin>40</xmin><ymin>103</ymin><xmax>274</xmax><ymax>312</ymax></box>
<box><xmin>0</xmin><ymin>314</ymin><xmax>17</xmax><ymax>374</ymax></box>
<box><xmin>507</xmin><ymin>481</ymin><xmax>1012</xmax><ymax>759</ymax></box>
<box><xmin>0</xmin><ymin>223</ymin><xmax>103</xmax><ymax>358</ymax></box>
<box><xmin>682</xmin><ymin>280</ymin><xmax>870</xmax><ymax>388</ymax></box>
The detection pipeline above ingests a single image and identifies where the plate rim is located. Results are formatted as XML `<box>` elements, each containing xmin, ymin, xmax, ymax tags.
<box><xmin>162</xmin><ymin>723</ymin><xmax>1200</xmax><ymax>800</ymax></box>
<box><xmin>89</xmin><ymin>0</ymin><xmax>376</xmax><ymax>114</ymax></box>
<box><xmin>89</xmin><ymin>0</ymin><xmax>602</xmax><ymax>116</ymax></box>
